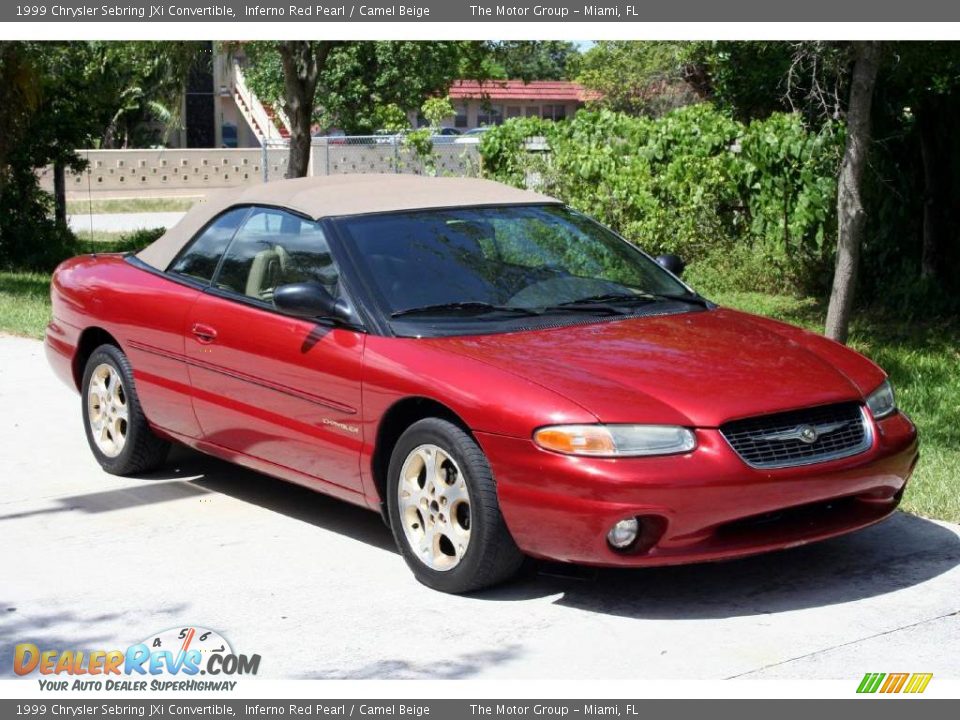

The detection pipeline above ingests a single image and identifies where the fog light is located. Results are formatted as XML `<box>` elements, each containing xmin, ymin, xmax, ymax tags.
<box><xmin>607</xmin><ymin>518</ymin><xmax>639</xmax><ymax>549</ymax></box>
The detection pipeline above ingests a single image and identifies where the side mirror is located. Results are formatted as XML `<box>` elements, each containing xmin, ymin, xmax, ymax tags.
<box><xmin>273</xmin><ymin>282</ymin><xmax>353</xmax><ymax>324</ymax></box>
<box><xmin>656</xmin><ymin>254</ymin><xmax>685</xmax><ymax>278</ymax></box>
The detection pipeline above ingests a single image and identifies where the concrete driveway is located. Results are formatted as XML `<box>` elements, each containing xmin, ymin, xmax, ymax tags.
<box><xmin>1</xmin><ymin>333</ymin><xmax>958</xmax><ymax>680</ymax></box>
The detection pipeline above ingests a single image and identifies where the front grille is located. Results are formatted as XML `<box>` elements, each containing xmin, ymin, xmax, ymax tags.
<box><xmin>720</xmin><ymin>402</ymin><xmax>871</xmax><ymax>469</ymax></box>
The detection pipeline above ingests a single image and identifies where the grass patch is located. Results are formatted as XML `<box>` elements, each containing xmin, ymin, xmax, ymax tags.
<box><xmin>75</xmin><ymin>230</ymin><xmax>129</xmax><ymax>244</ymax></box>
<box><xmin>0</xmin><ymin>272</ymin><xmax>955</xmax><ymax>522</ymax></box>
<box><xmin>709</xmin><ymin>289</ymin><xmax>960</xmax><ymax>524</ymax></box>
<box><xmin>707</xmin><ymin>290</ymin><xmax>824</xmax><ymax>330</ymax></box>
<box><xmin>0</xmin><ymin>270</ymin><xmax>51</xmax><ymax>339</ymax></box>
<box><xmin>0</xmin><ymin>229</ymin><xmax>162</xmax><ymax>340</ymax></box>
<box><xmin>66</xmin><ymin>197</ymin><xmax>198</xmax><ymax>215</ymax></box>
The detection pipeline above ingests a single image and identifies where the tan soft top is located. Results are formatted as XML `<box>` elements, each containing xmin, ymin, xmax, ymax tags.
<box><xmin>136</xmin><ymin>174</ymin><xmax>559</xmax><ymax>270</ymax></box>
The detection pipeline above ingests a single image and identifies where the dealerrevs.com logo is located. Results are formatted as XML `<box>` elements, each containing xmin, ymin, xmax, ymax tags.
<box><xmin>857</xmin><ymin>672</ymin><xmax>933</xmax><ymax>694</ymax></box>
<box><xmin>14</xmin><ymin>626</ymin><xmax>260</xmax><ymax>692</ymax></box>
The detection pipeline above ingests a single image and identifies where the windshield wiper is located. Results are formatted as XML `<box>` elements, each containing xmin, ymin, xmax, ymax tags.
<box><xmin>537</xmin><ymin>292</ymin><xmax>656</xmax><ymax>315</ymax></box>
<box><xmin>559</xmin><ymin>291</ymin><xmax>710</xmax><ymax>309</ymax></box>
<box><xmin>538</xmin><ymin>291</ymin><xmax>711</xmax><ymax>316</ymax></box>
<box><xmin>390</xmin><ymin>301</ymin><xmax>542</xmax><ymax>319</ymax></box>
<box><xmin>558</xmin><ymin>292</ymin><xmax>658</xmax><ymax>305</ymax></box>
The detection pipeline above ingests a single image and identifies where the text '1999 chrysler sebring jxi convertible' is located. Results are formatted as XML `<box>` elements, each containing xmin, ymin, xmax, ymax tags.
<box><xmin>45</xmin><ymin>175</ymin><xmax>919</xmax><ymax>593</ymax></box>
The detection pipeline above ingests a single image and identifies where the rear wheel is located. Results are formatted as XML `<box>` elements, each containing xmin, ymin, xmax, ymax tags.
<box><xmin>81</xmin><ymin>344</ymin><xmax>170</xmax><ymax>475</ymax></box>
<box><xmin>387</xmin><ymin>418</ymin><xmax>524</xmax><ymax>593</ymax></box>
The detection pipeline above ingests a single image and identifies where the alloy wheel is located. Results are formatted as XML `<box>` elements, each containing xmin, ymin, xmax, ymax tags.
<box><xmin>86</xmin><ymin>363</ymin><xmax>129</xmax><ymax>458</ymax></box>
<box><xmin>397</xmin><ymin>443</ymin><xmax>472</xmax><ymax>571</ymax></box>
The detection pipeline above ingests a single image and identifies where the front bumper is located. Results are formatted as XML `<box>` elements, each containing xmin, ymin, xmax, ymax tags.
<box><xmin>478</xmin><ymin>411</ymin><xmax>919</xmax><ymax>566</ymax></box>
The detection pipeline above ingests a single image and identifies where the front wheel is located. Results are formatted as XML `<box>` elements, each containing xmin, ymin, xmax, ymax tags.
<box><xmin>81</xmin><ymin>343</ymin><xmax>170</xmax><ymax>475</ymax></box>
<box><xmin>387</xmin><ymin>418</ymin><xmax>524</xmax><ymax>593</ymax></box>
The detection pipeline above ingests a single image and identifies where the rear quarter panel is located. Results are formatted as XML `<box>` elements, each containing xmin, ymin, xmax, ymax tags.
<box><xmin>48</xmin><ymin>254</ymin><xmax>203</xmax><ymax>438</ymax></box>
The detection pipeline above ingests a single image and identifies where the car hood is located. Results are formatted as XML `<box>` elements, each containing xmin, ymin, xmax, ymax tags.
<box><xmin>426</xmin><ymin>308</ymin><xmax>886</xmax><ymax>427</ymax></box>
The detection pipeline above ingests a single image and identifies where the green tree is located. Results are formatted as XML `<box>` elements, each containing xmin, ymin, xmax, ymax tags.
<box><xmin>682</xmin><ymin>42</ymin><xmax>798</xmax><ymax>120</ymax></box>
<box><xmin>488</xmin><ymin>41</ymin><xmax>581</xmax><ymax>80</ymax></box>
<box><xmin>0</xmin><ymin>41</ymin><xmax>203</xmax><ymax>269</ymax></box>
<box><xmin>824</xmin><ymin>42</ymin><xmax>881</xmax><ymax>343</ymax></box>
<box><xmin>96</xmin><ymin>41</ymin><xmax>208</xmax><ymax>148</ymax></box>
<box><xmin>688</xmin><ymin>41</ymin><xmax>888</xmax><ymax>340</ymax></box>
<box><xmin>0</xmin><ymin>43</ymin><xmax>40</xmax><ymax>204</ymax></box>
<box><xmin>692</xmin><ymin>40</ymin><xmax>960</xmax><ymax>332</ymax></box>
<box><xmin>372</xmin><ymin>103</ymin><xmax>409</xmax><ymax>133</ymax></box>
<box><xmin>240</xmin><ymin>41</ymin><xmax>492</xmax><ymax>177</ymax></box>
<box><xmin>0</xmin><ymin>42</ymin><xmax>43</xmax><ymax>267</ymax></box>
<box><xmin>276</xmin><ymin>41</ymin><xmax>345</xmax><ymax>179</ymax></box>
<box><xmin>578</xmin><ymin>41</ymin><xmax>701</xmax><ymax>117</ymax></box>
<box><xmin>1</xmin><ymin>42</ymin><xmax>119</xmax><ymax>267</ymax></box>
<box><xmin>879</xmin><ymin>43</ymin><xmax>960</xmax><ymax>294</ymax></box>
<box><xmin>421</xmin><ymin>96</ymin><xmax>455</xmax><ymax>129</ymax></box>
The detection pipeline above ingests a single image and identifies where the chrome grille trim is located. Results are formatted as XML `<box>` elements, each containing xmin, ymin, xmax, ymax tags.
<box><xmin>720</xmin><ymin>402</ymin><xmax>873</xmax><ymax>469</ymax></box>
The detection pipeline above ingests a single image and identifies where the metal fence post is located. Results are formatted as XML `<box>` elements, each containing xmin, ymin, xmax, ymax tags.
<box><xmin>261</xmin><ymin>141</ymin><xmax>268</xmax><ymax>183</ymax></box>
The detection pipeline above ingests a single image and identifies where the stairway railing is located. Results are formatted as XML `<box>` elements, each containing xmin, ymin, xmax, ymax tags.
<box><xmin>231</xmin><ymin>60</ymin><xmax>286</xmax><ymax>144</ymax></box>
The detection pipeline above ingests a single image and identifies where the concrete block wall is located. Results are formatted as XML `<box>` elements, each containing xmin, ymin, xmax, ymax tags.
<box><xmin>39</xmin><ymin>148</ymin><xmax>291</xmax><ymax>197</ymax></box>
<box><xmin>41</xmin><ymin>143</ymin><xmax>480</xmax><ymax>199</ymax></box>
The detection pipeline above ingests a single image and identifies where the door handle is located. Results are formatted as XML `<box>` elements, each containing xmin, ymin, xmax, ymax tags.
<box><xmin>191</xmin><ymin>323</ymin><xmax>218</xmax><ymax>344</ymax></box>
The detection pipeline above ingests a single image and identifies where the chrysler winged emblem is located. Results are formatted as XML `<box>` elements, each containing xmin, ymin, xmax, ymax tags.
<box><xmin>798</xmin><ymin>425</ymin><xmax>819</xmax><ymax>443</ymax></box>
<box><xmin>755</xmin><ymin>420</ymin><xmax>848</xmax><ymax>444</ymax></box>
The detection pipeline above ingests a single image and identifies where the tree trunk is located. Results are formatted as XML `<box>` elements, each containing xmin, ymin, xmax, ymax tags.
<box><xmin>824</xmin><ymin>42</ymin><xmax>882</xmax><ymax>343</ymax></box>
<box><xmin>278</xmin><ymin>41</ymin><xmax>339</xmax><ymax>179</ymax></box>
<box><xmin>286</xmin><ymin>100</ymin><xmax>313</xmax><ymax>179</ymax></box>
<box><xmin>917</xmin><ymin>97</ymin><xmax>949</xmax><ymax>287</ymax></box>
<box><xmin>53</xmin><ymin>159</ymin><xmax>67</xmax><ymax>228</ymax></box>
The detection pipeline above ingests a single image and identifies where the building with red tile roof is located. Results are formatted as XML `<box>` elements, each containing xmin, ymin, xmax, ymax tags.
<box><xmin>443</xmin><ymin>79</ymin><xmax>598</xmax><ymax>129</ymax></box>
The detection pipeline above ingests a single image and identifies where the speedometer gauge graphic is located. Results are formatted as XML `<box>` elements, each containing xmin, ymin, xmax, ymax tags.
<box><xmin>141</xmin><ymin>626</ymin><xmax>232</xmax><ymax>660</ymax></box>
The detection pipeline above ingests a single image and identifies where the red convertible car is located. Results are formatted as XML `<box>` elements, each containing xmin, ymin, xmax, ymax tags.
<box><xmin>46</xmin><ymin>175</ymin><xmax>919</xmax><ymax>593</ymax></box>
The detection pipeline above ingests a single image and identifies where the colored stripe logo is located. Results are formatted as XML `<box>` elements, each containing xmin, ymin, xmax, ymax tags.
<box><xmin>857</xmin><ymin>672</ymin><xmax>933</xmax><ymax>694</ymax></box>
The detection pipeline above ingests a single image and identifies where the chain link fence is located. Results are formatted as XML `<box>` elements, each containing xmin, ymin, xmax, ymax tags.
<box><xmin>258</xmin><ymin>140</ymin><xmax>292</xmax><ymax>182</ymax></box>
<box><xmin>309</xmin><ymin>135</ymin><xmax>481</xmax><ymax>178</ymax></box>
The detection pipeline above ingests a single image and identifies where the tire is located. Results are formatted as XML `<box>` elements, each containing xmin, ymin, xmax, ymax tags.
<box><xmin>387</xmin><ymin>417</ymin><xmax>524</xmax><ymax>593</ymax></box>
<box><xmin>80</xmin><ymin>343</ymin><xmax>170</xmax><ymax>475</ymax></box>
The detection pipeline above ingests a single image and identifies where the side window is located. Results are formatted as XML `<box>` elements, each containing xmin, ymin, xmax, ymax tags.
<box><xmin>213</xmin><ymin>207</ymin><xmax>342</xmax><ymax>304</ymax></box>
<box><xmin>168</xmin><ymin>207</ymin><xmax>248</xmax><ymax>282</ymax></box>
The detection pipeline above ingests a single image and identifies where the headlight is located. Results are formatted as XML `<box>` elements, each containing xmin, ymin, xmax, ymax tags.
<box><xmin>866</xmin><ymin>379</ymin><xmax>897</xmax><ymax>419</ymax></box>
<box><xmin>533</xmin><ymin>424</ymin><xmax>696</xmax><ymax>457</ymax></box>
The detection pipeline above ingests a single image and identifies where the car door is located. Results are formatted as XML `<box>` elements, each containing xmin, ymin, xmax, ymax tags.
<box><xmin>183</xmin><ymin>206</ymin><xmax>366</xmax><ymax>494</ymax></box>
<box><xmin>133</xmin><ymin>205</ymin><xmax>250</xmax><ymax>439</ymax></box>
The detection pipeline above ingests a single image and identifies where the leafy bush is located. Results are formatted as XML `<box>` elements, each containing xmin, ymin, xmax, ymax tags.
<box><xmin>685</xmin><ymin>243</ymin><xmax>794</xmax><ymax>296</ymax></box>
<box><xmin>77</xmin><ymin>227</ymin><xmax>165</xmax><ymax>255</ymax></box>
<box><xmin>479</xmin><ymin>116</ymin><xmax>552</xmax><ymax>187</ymax></box>
<box><xmin>739</xmin><ymin>114</ymin><xmax>843</xmax><ymax>292</ymax></box>
<box><xmin>0</xmin><ymin>174</ymin><xmax>78</xmax><ymax>272</ymax></box>
<box><xmin>372</xmin><ymin>103</ymin><xmax>409</xmax><ymax>133</ymax></box>
<box><xmin>479</xmin><ymin>104</ymin><xmax>843</xmax><ymax>295</ymax></box>
<box><xmin>0</xmin><ymin>188</ymin><xmax>165</xmax><ymax>273</ymax></box>
<box><xmin>401</xmin><ymin>96</ymin><xmax>459</xmax><ymax>176</ymax></box>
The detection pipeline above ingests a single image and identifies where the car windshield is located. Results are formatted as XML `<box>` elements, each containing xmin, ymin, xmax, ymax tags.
<box><xmin>337</xmin><ymin>204</ymin><xmax>697</xmax><ymax>334</ymax></box>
